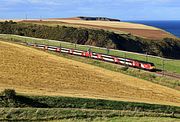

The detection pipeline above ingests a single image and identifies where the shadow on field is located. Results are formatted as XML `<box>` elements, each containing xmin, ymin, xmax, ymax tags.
<box><xmin>0</xmin><ymin>95</ymin><xmax>49</xmax><ymax>108</ymax></box>
<box><xmin>15</xmin><ymin>96</ymin><xmax>50</xmax><ymax>107</ymax></box>
<box><xmin>154</xmin><ymin>69</ymin><xmax>162</xmax><ymax>72</ymax></box>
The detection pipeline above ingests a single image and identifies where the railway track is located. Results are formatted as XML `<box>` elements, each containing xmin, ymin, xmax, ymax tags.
<box><xmin>156</xmin><ymin>72</ymin><xmax>180</xmax><ymax>79</ymax></box>
<box><xmin>28</xmin><ymin>42</ymin><xmax>180</xmax><ymax>80</ymax></box>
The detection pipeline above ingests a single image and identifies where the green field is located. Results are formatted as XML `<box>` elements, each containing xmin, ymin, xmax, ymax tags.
<box><xmin>0</xmin><ymin>34</ymin><xmax>179</xmax><ymax>74</ymax></box>
<box><xmin>2</xmin><ymin>93</ymin><xmax>180</xmax><ymax>113</ymax></box>
<box><xmin>53</xmin><ymin>117</ymin><xmax>180</xmax><ymax>122</ymax></box>
<box><xmin>0</xmin><ymin>89</ymin><xmax>179</xmax><ymax>121</ymax></box>
<box><xmin>1</xmin><ymin>108</ymin><xmax>179</xmax><ymax>121</ymax></box>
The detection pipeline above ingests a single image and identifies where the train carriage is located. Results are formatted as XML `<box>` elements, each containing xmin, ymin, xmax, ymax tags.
<box><xmin>28</xmin><ymin>43</ymin><xmax>156</xmax><ymax>71</ymax></box>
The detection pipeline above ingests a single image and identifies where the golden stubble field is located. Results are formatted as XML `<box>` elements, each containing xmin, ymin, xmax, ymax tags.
<box><xmin>24</xmin><ymin>19</ymin><xmax>175</xmax><ymax>39</ymax></box>
<box><xmin>51</xmin><ymin>20</ymin><xmax>160</xmax><ymax>30</ymax></box>
<box><xmin>0</xmin><ymin>41</ymin><xmax>180</xmax><ymax>106</ymax></box>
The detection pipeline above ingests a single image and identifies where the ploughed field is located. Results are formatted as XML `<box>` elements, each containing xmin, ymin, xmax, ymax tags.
<box><xmin>0</xmin><ymin>41</ymin><xmax>180</xmax><ymax>106</ymax></box>
<box><xmin>24</xmin><ymin>19</ymin><xmax>175</xmax><ymax>39</ymax></box>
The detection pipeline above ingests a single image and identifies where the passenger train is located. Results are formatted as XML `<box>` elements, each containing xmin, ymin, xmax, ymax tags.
<box><xmin>27</xmin><ymin>43</ymin><xmax>155</xmax><ymax>71</ymax></box>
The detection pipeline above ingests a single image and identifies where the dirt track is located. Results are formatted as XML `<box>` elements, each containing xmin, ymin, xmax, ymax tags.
<box><xmin>0</xmin><ymin>41</ymin><xmax>180</xmax><ymax>106</ymax></box>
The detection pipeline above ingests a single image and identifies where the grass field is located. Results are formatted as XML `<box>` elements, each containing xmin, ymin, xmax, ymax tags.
<box><xmin>50</xmin><ymin>20</ymin><xmax>160</xmax><ymax>30</ymax></box>
<box><xmin>22</xmin><ymin>19</ymin><xmax>175</xmax><ymax>39</ymax></box>
<box><xmin>0</xmin><ymin>40</ymin><xmax>180</xmax><ymax>106</ymax></box>
<box><xmin>0</xmin><ymin>34</ymin><xmax>179</xmax><ymax>74</ymax></box>
<box><xmin>1</xmin><ymin>90</ymin><xmax>180</xmax><ymax>121</ymax></box>
<box><xmin>54</xmin><ymin>117</ymin><xmax>180</xmax><ymax>122</ymax></box>
<box><xmin>0</xmin><ymin>108</ymin><xmax>179</xmax><ymax>121</ymax></box>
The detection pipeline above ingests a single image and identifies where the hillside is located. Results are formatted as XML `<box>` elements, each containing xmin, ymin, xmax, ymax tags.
<box><xmin>0</xmin><ymin>41</ymin><xmax>180</xmax><ymax>106</ymax></box>
<box><xmin>0</xmin><ymin>18</ymin><xmax>177</xmax><ymax>40</ymax></box>
<box><xmin>0</xmin><ymin>21</ymin><xmax>180</xmax><ymax>59</ymax></box>
<box><xmin>42</xmin><ymin>18</ymin><xmax>175</xmax><ymax>40</ymax></box>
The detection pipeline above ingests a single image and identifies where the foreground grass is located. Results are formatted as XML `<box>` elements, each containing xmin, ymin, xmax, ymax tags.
<box><xmin>50</xmin><ymin>117</ymin><xmax>180</xmax><ymax>122</ymax></box>
<box><xmin>1</xmin><ymin>108</ymin><xmax>179</xmax><ymax>121</ymax></box>
<box><xmin>0</xmin><ymin>34</ymin><xmax>179</xmax><ymax>74</ymax></box>
<box><xmin>0</xmin><ymin>89</ymin><xmax>179</xmax><ymax>121</ymax></box>
<box><xmin>0</xmin><ymin>91</ymin><xmax>180</xmax><ymax>115</ymax></box>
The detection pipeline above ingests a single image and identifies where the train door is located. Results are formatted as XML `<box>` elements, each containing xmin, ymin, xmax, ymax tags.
<box><xmin>133</xmin><ymin>61</ymin><xmax>140</xmax><ymax>68</ymax></box>
<box><xmin>56</xmin><ymin>48</ymin><xmax>60</xmax><ymax>52</ymax></box>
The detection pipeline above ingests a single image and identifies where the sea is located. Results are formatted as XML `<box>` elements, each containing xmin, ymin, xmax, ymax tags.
<box><xmin>125</xmin><ymin>20</ymin><xmax>180</xmax><ymax>38</ymax></box>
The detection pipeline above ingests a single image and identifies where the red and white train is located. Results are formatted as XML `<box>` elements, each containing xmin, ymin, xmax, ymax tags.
<box><xmin>27</xmin><ymin>43</ymin><xmax>155</xmax><ymax>71</ymax></box>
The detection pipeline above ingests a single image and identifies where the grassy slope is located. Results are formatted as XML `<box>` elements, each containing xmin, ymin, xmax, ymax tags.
<box><xmin>0</xmin><ymin>108</ymin><xmax>179</xmax><ymax>121</ymax></box>
<box><xmin>55</xmin><ymin>117</ymin><xmax>180</xmax><ymax>122</ymax></box>
<box><xmin>52</xmin><ymin>20</ymin><xmax>160</xmax><ymax>30</ymax></box>
<box><xmin>0</xmin><ymin>36</ymin><xmax>180</xmax><ymax>91</ymax></box>
<box><xmin>0</xmin><ymin>40</ymin><xmax>180</xmax><ymax>106</ymax></box>
<box><xmin>23</xmin><ymin>20</ymin><xmax>175</xmax><ymax>39</ymax></box>
<box><xmin>1</xmin><ymin>36</ymin><xmax>179</xmax><ymax>90</ymax></box>
<box><xmin>1</xmin><ymin>90</ymin><xmax>179</xmax><ymax>120</ymax></box>
<box><xmin>0</xmin><ymin>34</ymin><xmax>179</xmax><ymax>74</ymax></box>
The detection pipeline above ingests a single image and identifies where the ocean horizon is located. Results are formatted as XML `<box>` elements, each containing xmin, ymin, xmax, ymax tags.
<box><xmin>124</xmin><ymin>20</ymin><xmax>180</xmax><ymax>38</ymax></box>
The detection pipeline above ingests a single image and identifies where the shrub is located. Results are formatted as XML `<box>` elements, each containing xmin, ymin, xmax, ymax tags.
<box><xmin>2</xmin><ymin>89</ymin><xmax>16</xmax><ymax>99</ymax></box>
<box><xmin>121</xmin><ymin>66</ymin><xmax>129</xmax><ymax>71</ymax></box>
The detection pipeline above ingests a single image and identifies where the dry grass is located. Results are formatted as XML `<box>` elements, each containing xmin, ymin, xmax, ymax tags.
<box><xmin>22</xmin><ymin>19</ymin><xmax>175</xmax><ymax>39</ymax></box>
<box><xmin>0</xmin><ymin>41</ymin><xmax>180</xmax><ymax>106</ymax></box>
<box><xmin>54</xmin><ymin>20</ymin><xmax>175</xmax><ymax>39</ymax></box>
<box><xmin>51</xmin><ymin>20</ymin><xmax>160</xmax><ymax>30</ymax></box>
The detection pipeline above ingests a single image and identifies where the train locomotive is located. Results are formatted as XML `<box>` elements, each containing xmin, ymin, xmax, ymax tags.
<box><xmin>27</xmin><ymin>43</ymin><xmax>155</xmax><ymax>71</ymax></box>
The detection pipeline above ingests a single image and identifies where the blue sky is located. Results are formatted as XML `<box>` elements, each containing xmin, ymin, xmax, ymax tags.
<box><xmin>0</xmin><ymin>0</ymin><xmax>180</xmax><ymax>20</ymax></box>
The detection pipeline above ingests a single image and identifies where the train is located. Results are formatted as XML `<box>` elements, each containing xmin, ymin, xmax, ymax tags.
<box><xmin>27</xmin><ymin>43</ymin><xmax>155</xmax><ymax>71</ymax></box>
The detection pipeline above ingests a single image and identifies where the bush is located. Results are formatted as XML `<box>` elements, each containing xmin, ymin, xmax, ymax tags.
<box><xmin>121</xmin><ymin>66</ymin><xmax>129</xmax><ymax>71</ymax></box>
<box><xmin>2</xmin><ymin>89</ymin><xmax>16</xmax><ymax>99</ymax></box>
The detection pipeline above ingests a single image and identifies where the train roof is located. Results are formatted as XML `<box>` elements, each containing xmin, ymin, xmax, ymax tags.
<box><xmin>35</xmin><ymin>43</ymin><xmax>155</xmax><ymax>65</ymax></box>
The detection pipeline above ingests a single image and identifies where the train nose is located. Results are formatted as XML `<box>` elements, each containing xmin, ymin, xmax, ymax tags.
<box><xmin>150</xmin><ymin>66</ymin><xmax>156</xmax><ymax>70</ymax></box>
